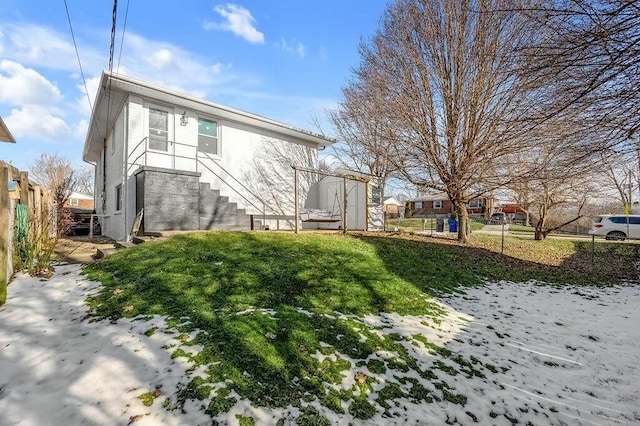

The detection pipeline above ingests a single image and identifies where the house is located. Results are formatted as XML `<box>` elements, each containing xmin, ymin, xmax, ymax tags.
<box><xmin>406</xmin><ymin>191</ymin><xmax>494</xmax><ymax>217</ymax></box>
<box><xmin>64</xmin><ymin>192</ymin><xmax>94</xmax><ymax>210</ymax></box>
<box><xmin>383</xmin><ymin>196</ymin><xmax>404</xmax><ymax>218</ymax></box>
<box><xmin>0</xmin><ymin>117</ymin><xmax>16</xmax><ymax>143</ymax></box>
<box><xmin>500</xmin><ymin>203</ymin><xmax>529</xmax><ymax>224</ymax></box>
<box><xmin>83</xmin><ymin>72</ymin><xmax>342</xmax><ymax>240</ymax></box>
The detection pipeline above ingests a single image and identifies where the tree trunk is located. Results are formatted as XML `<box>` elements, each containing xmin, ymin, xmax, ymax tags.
<box><xmin>534</xmin><ymin>228</ymin><xmax>545</xmax><ymax>240</ymax></box>
<box><xmin>534</xmin><ymin>209</ymin><xmax>548</xmax><ymax>240</ymax></box>
<box><xmin>453</xmin><ymin>201</ymin><xmax>470</xmax><ymax>243</ymax></box>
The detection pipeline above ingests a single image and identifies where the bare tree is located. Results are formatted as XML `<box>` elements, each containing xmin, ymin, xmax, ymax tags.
<box><xmin>29</xmin><ymin>153</ymin><xmax>78</xmax><ymax>207</ymax></box>
<box><xmin>328</xmin><ymin>84</ymin><xmax>398</xmax><ymax>199</ymax></box>
<box><xmin>597</xmin><ymin>148</ymin><xmax>638</xmax><ymax>212</ymax></box>
<box><xmin>75</xmin><ymin>164</ymin><xmax>95</xmax><ymax>196</ymax></box>
<box><xmin>527</xmin><ymin>1</ymin><xmax>640</xmax><ymax>147</ymax></box>
<box><xmin>30</xmin><ymin>153</ymin><xmax>80</xmax><ymax>235</ymax></box>
<box><xmin>344</xmin><ymin>0</ymin><xmax>550</xmax><ymax>242</ymax></box>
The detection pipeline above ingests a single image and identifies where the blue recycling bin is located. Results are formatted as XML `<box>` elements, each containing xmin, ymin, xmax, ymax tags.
<box><xmin>448</xmin><ymin>219</ymin><xmax>458</xmax><ymax>233</ymax></box>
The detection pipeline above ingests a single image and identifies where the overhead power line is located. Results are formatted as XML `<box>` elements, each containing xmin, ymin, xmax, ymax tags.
<box><xmin>63</xmin><ymin>0</ymin><xmax>93</xmax><ymax>114</ymax></box>
<box><xmin>116</xmin><ymin>0</ymin><xmax>130</xmax><ymax>73</ymax></box>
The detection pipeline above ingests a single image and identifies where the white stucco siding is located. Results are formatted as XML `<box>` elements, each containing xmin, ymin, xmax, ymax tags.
<box><xmin>197</xmin><ymin>119</ymin><xmax>317</xmax><ymax>216</ymax></box>
<box><xmin>127</xmin><ymin>97</ymin><xmax>146</xmax><ymax>175</ymax></box>
<box><xmin>106</xmin><ymin>108</ymin><xmax>127</xmax><ymax>240</ymax></box>
<box><xmin>173</xmin><ymin>110</ymin><xmax>198</xmax><ymax>172</ymax></box>
<box><xmin>94</xmin><ymin>106</ymin><xmax>128</xmax><ymax>240</ymax></box>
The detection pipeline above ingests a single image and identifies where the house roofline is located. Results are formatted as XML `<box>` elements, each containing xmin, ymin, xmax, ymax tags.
<box><xmin>83</xmin><ymin>71</ymin><xmax>336</xmax><ymax>162</ymax></box>
<box><xmin>0</xmin><ymin>117</ymin><xmax>16</xmax><ymax>143</ymax></box>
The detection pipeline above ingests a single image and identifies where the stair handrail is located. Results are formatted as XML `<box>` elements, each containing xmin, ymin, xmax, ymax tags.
<box><xmin>196</xmin><ymin>153</ymin><xmax>269</xmax><ymax>227</ymax></box>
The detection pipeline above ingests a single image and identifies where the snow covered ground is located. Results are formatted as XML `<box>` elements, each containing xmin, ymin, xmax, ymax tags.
<box><xmin>1</xmin><ymin>265</ymin><xmax>639</xmax><ymax>425</ymax></box>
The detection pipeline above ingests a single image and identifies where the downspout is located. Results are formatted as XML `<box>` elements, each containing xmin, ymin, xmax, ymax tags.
<box><xmin>102</xmin><ymin>139</ymin><xmax>107</xmax><ymax>212</ymax></box>
<box><xmin>123</xmin><ymin>103</ymin><xmax>129</xmax><ymax>241</ymax></box>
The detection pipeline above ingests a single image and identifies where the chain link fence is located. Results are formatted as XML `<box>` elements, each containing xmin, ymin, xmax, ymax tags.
<box><xmin>384</xmin><ymin>213</ymin><xmax>640</xmax><ymax>266</ymax></box>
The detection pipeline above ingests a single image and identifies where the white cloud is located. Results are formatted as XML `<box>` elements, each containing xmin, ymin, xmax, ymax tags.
<box><xmin>146</xmin><ymin>49</ymin><xmax>173</xmax><ymax>69</ymax></box>
<box><xmin>5</xmin><ymin>104</ymin><xmax>71</xmax><ymax>142</ymax></box>
<box><xmin>0</xmin><ymin>23</ymin><xmax>248</xmax><ymax>105</ymax></box>
<box><xmin>74</xmin><ymin>119</ymin><xmax>89</xmax><ymax>140</ymax></box>
<box><xmin>275</xmin><ymin>38</ymin><xmax>305</xmax><ymax>58</ymax></box>
<box><xmin>0</xmin><ymin>23</ymin><xmax>102</xmax><ymax>72</ymax></box>
<box><xmin>75</xmin><ymin>75</ymin><xmax>101</xmax><ymax>117</ymax></box>
<box><xmin>0</xmin><ymin>60</ymin><xmax>63</xmax><ymax>105</ymax></box>
<box><xmin>114</xmin><ymin>33</ymin><xmax>246</xmax><ymax>98</ymax></box>
<box><xmin>204</xmin><ymin>4</ymin><xmax>264</xmax><ymax>44</ymax></box>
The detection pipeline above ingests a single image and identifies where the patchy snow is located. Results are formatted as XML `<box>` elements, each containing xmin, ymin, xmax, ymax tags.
<box><xmin>0</xmin><ymin>264</ymin><xmax>210</xmax><ymax>426</ymax></box>
<box><xmin>437</xmin><ymin>281</ymin><xmax>640</xmax><ymax>425</ymax></box>
<box><xmin>1</xmin><ymin>267</ymin><xmax>639</xmax><ymax>425</ymax></box>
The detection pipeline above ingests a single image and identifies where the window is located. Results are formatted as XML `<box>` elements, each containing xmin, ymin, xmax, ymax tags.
<box><xmin>415</xmin><ymin>201</ymin><xmax>423</xmax><ymax>209</ymax></box>
<box><xmin>371</xmin><ymin>185</ymin><xmax>382</xmax><ymax>204</ymax></box>
<box><xmin>433</xmin><ymin>200</ymin><xmax>443</xmax><ymax>209</ymax></box>
<box><xmin>115</xmin><ymin>184</ymin><xmax>122</xmax><ymax>211</ymax></box>
<box><xmin>469</xmin><ymin>199</ymin><xmax>483</xmax><ymax>208</ymax></box>
<box><xmin>610</xmin><ymin>216</ymin><xmax>640</xmax><ymax>224</ymax></box>
<box><xmin>198</xmin><ymin>117</ymin><xmax>219</xmax><ymax>155</ymax></box>
<box><xmin>149</xmin><ymin>108</ymin><xmax>168</xmax><ymax>151</ymax></box>
<box><xmin>610</xmin><ymin>216</ymin><xmax>627</xmax><ymax>224</ymax></box>
<box><xmin>70</xmin><ymin>198</ymin><xmax>79</xmax><ymax>207</ymax></box>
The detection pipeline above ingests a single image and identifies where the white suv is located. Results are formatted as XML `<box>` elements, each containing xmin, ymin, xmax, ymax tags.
<box><xmin>589</xmin><ymin>215</ymin><xmax>640</xmax><ymax>240</ymax></box>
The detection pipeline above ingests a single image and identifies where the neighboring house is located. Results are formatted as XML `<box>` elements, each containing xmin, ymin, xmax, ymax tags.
<box><xmin>83</xmin><ymin>72</ymin><xmax>340</xmax><ymax>240</ymax></box>
<box><xmin>63</xmin><ymin>192</ymin><xmax>94</xmax><ymax>210</ymax></box>
<box><xmin>383</xmin><ymin>196</ymin><xmax>404</xmax><ymax>218</ymax></box>
<box><xmin>500</xmin><ymin>203</ymin><xmax>529</xmax><ymax>224</ymax></box>
<box><xmin>407</xmin><ymin>191</ymin><xmax>494</xmax><ymax>217</ymax></box>
<box><xmin>0</xmin><ymin>117</ymin><xmax>16</xmax><ymax>143</ymax></box>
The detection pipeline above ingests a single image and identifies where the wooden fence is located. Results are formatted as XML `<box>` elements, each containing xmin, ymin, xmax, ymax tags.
<box><xmin>1</xmin><ymin>161</ymin><xmax>52</xmax><ymax>305</ymax></box>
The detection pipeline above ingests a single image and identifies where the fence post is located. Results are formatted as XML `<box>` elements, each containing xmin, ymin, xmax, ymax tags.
<box><xmin>19</xmin><ymin>171</ymin><xmax>29</xmax><ymax>205</ymax></box>
<box><xmin>501</xmin><ymin>222</ymin><xmax>505</xmax><ymax>255</ymax></box>
<box><xmin>591</xmin><ymin>234</ymin><xmax>595</xmax><ymax>265</ymax></box>
<box><xmin>343</xmin><ymin>177</ymin><xmax>348</xmax><ymax>234</ymax></box>
<box><xmin>294</xmin><ymin>168</ymin><xmax>299</xmax><ymax>234</ymax></box>
<box><xmin>1</xmin><ymin>165</ymin><xmax>9</xmax><ymax>305</ymax></box>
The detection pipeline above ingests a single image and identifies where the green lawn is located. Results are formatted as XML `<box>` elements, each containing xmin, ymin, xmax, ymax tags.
<box><xmin>83</xmin><ymin>231</ymin><xmax>637</xmax><ymax>423</ymax></box>
<box><xmin>385</xmin><ymin>217</ymin><xmax>485</xmax><ymax>232</ymax></box>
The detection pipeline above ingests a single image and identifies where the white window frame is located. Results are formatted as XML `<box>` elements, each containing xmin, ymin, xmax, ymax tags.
<box><xmin>148</xmin><ymin>106</ymin><xmax>169</xmax><ymax>152</ymax></box>
<box><xmin>70</xmin><ymin>198</ymin><xmax>79</xmax><ymax>207</ymax></box>
<box><xmin>469</xmin><ymin>199</ymin><xmax>482</xmax><ymax>209</ymax></box>
<box><xmin>115</xmin><ymin>184</ymin><xmax>122</xmax><ymax>211</ymax></box>
<box><xmin>432</xmin><ymin>200</ymin><xmax>443</xmax><ymax>209</ymax></box>
<box><xmin>197</xmin><ymin>116</ymin><xmax>221</xmax><ymax>157</ymax></box>
<box><xmin>415</xmin><ymin>201</ymin><xmax>423</xmax><ymax>209</ymax></box>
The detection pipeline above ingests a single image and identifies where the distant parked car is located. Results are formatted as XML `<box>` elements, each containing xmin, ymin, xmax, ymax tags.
<box><xmin>490</xmin><ymin>212</ymin><xmax>507</xmax><ymax>224</ymax></box>
<box><xmin>589</xmin><ymin>215</ymin><xmax>640</xmax><ymax>240</ymax></box>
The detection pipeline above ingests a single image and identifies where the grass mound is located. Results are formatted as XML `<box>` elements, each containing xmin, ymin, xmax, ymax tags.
<box><xmin>83</xmin><ymin>231</ymin><xmax>637</xmax><ymax>423</ymax></box>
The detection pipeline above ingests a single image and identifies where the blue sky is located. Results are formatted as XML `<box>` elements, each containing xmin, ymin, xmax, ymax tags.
<box><xmin>0</xmin><ymin>1</ymin><xmax>389</xmax><ymax>171</ymax></box>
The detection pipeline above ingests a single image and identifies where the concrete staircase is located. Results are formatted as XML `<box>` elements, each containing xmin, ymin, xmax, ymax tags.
<box><xmin>198</xmin><ymin>182</ymin><xmax>251</xmax><ymax>230</ymax></box>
